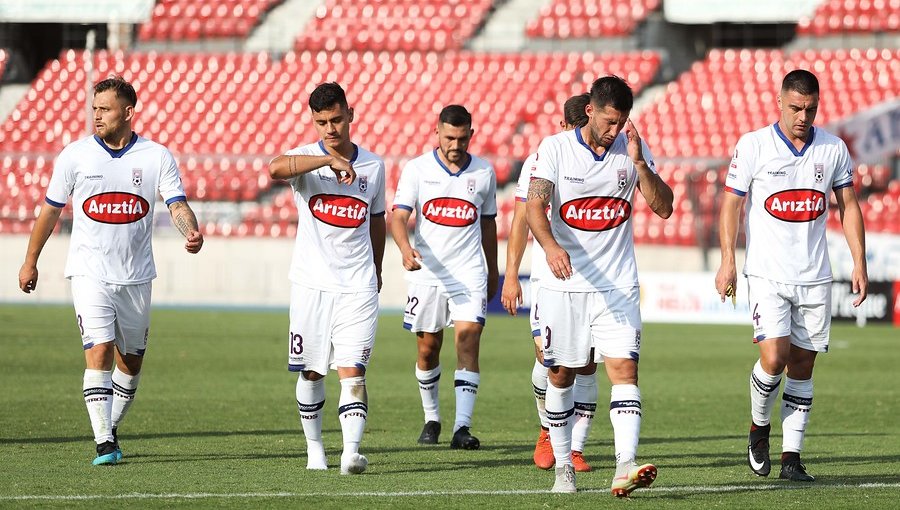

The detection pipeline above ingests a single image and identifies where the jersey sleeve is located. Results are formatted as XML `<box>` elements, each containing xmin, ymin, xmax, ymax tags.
<box><xmin>45</xmin><ymin>145</ymin><xmax>76</xmax><ymax>208</ymax></box>
<box><xmin>515</xmin><ymin>154</ymin><xmax>537</xmax><ymax>202</ymax></box>
<box><xmin>724</xmin><ymin>134</ymin><xmax>755</xmax><ymax>196</ymax></box>
<box><xmin>370</xmin><ymin>159</ymin><xmax>386</xmax><ymax>216</ymax></box>
<box><xmin>831</xmin><ymin>139</ymin><xmax>854</xmax><ymax>190</ymax></box>
<box><xmin>531</xmin><ymin>136</ymin><xmax>559</xmax><ymax>187</ymax></box>
<box><xmin>481</xmin><ymin>166</ymin><xmax>498</xmax><ymax>217</ymax></box>
<box><xmin>158</xmin><ymin>148</ymin><xmax>187</xmax><ymax>205</ymax></box>
<box><xmin>392</xmin><ymin>159</ymin><xmax>418</xmax><ymax>212</ymax></box>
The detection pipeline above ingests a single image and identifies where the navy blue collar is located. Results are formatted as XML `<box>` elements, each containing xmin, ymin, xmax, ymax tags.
<box><xmin>575</xmin><ymin>128</ymin><xmax>607</xmax><ymax>162</ymax></box>
<box><xmin>432</xmin><ymin>149</ymin><xmax>471</xmax><ymax>176</ymax></box>
<box><xmin>318</xmin><ymin>141</ymin><xmax>358</xmax><ymax>163</ymax></box>
<box><xmin>773</xmin><ymin>122</ymin><xmax>815</xmax><ymax>157</ymax></box>
<box><xmin>94</xmin><ymin>132</ymin><xmax>138</xmax><ymax>158</ymax></box>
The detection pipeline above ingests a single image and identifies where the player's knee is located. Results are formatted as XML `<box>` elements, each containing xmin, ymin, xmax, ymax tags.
<box><xmin>84</xmin><ymin>342</ymin><xmax>116</xmax><ymax>370</ymax></box>
<box><xmin>548</xmin><ymin>366</ymin><xmax>576</xmax><ymax>387</ymax></box>
<box><xmin>302</xmin><ymin>370</ymin><xmax>326</xmax><ymax>382</ymax></box>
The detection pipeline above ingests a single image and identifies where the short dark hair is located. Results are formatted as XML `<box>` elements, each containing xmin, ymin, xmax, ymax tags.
<box><xmin>438</xmin><ymin>104</ymin><xmax>472</xmax><ymax>127</ymax></box>
<box><xmin>563</xmin><ymin>93</ymin><xmax>590</xmax><ymax>127</ymax></box>
<box><xmin>309</xmin><ymin>82</ymin><xmax>349</xmax><ymax>112</ymax></box>
<box><xmin>589</xmin><ymin>76</ymin><xmax>633</xmax><ymax>113</ymax></box>
<box><xmin>94</xmin><ymin>76</ymin><xmax>137</xmax><ymax>107</ymax></box>
<box><xmin>781</xmin><ymin>70</ymin><xmax>819</xmax><ymax>96</ymax></box>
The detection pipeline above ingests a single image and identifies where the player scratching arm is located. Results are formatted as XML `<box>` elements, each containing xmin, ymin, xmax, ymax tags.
<box><xmin>268</xmin><ymin>82</ymin><xmax>386</xmax><ymax>475</ymax></box>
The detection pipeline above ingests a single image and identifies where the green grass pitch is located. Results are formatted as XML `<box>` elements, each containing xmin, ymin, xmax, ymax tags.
<box><xmin>1</xmin><ymin>304</ymin><xmax>898</xmax><ymax>509</ymax></box>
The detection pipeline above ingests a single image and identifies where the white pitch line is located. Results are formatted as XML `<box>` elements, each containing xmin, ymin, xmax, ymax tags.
<box><xmin>3</xmin><ymin>483</ymin><xmax>900</xmax><ymax>501</ymax></box>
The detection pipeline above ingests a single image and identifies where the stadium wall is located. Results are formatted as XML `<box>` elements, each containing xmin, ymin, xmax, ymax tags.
<box><xmin>0</xmin><ymin>234</ymin><xmax>706</xmax><ymax>308</ymax></box>
<box><xmin>3</xmin><ymin>235</ymin><xmax>895</xmax><ymax>326</ymax></box>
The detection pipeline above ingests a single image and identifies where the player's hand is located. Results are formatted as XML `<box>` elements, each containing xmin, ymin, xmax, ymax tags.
<box><xmin>19</xmin><ymin>263</ymin><xmax>38</xmax><ymax>293</ymax></box>
<box><xmin>500</xmin><ymin>275</ymin><xmax>523</xmax><ymax>315</ymax></box>
<box><xmin>402</xmin><ymin>247</ymin><xmax>423</xmax><ymax>271</ymax></box>
<box><xmin>376</xmin><ymin>272</ymin><xmax>383</xmax><ymax>293</ymax></box>
<box><xmin>185</xmin><ymin>230</ymin><xmax>203</xmax><ymax>254</ymax></box>
<box><xmin>329</xmin><ymin>156</ymin><xmax>356</xmax><ymax>185</ymax></box>
<box><xmin>715</xmin><ymin>264</ymin><xmax>737</xmax><ymax>304</ymax></box>
<box><xmin>624</xmin><ymin>119</ymin><xmax>645</xmax><ymax>164</ymax></box>
<box><xmin>851</xmin><ymin>265</ymin><xmax>868</xmax><ymax>307</ymax></box>
<box><xmin>545</xmin><ymin>245</ymin><xmax>572</xmax><ymax>280</ymax></box>
<box><xmin>487</xmin><ymin>270</ymin><xmax>499</xmax><ymax>302</ymax></box>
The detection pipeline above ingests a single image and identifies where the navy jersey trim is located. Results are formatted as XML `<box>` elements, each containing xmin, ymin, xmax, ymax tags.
<box><xmin>773</xmin><ymin>122</ymin><xmax>815</xmax><ymax>157</ymax></box>
<box><xmin>45</xmin><ymin>197</ymin><xmax>66</xmax><ymax>208</ymax></box>
<box><xmin>165</xmin><ymin>195</ymin><xmax>187</xmax><ymax>206</ymax></box>
<box><xmin>94</xmin><ymin>132</ymin><xmax>138</xmax><ymax>159</ymax></box>
<box><xmin>575</xmin><ymin>128</ymin><xmax>608</xmax><ymax>162</ymax></box>
<box><xmin>432</xmin><ymin>149</ymin><xmax>472</xmax><ymax>176</ymax></box>
<box><xmin>318</xmin><ymin>141</ymin><xmax>359</xmax><ymax>164</ymax></box>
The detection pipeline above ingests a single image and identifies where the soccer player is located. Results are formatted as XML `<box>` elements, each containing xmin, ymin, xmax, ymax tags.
<box><xmin>268</xmin><ymin>82</ymin><xmax>386</xmax><ymax>475</ymax></box>
<box><xmin>18</xmin><ymin>76</ymin><xmax>204</xmax><ymax>465</ymax></box>
<box><xmin>527</xmin><ymin>76</ymin><xmax>673</xmax><ymax>494</ymax></box>
<box><xmin>391</xmin><ymin>105</ymin><xmax>499</xmax><ymax>450</ymax></box>
<box><xmin>716</xmin><ymin>69</ymin><xmax>867</xmax><ymax>482</ymax></box>
<box><xmin>500</xmin><ymin>93</ymin><xmax>599</xmax><ymax>472</ymax></box>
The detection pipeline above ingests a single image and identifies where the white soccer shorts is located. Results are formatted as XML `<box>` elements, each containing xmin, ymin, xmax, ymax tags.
<box><xmin>288</xmin><ymin>284</ymin><xmax>378</xmax><ymax>375</ymax></box>
<box><xmin>402</xmin><ymin>283</ymin><xmax>487</xmax><ymax>333</ymax></box>
<box><xmin>537</xmin><ymin>286</ymin><xmax>642</xmax><ymax>367</ymax></box>
<box><xmin>529</xmin><ymin>278</ymin><xmax>542</xmax><ymax>337</ymax></box>
<box><xmin>746</xmin><ymin>275</ymin><xmax>831</xmax><ymax>352</ymax></box>
<box><xmin>69</xmin><ymin>276</ymin><xmax>151</xmax><ymax>356</ymax></box>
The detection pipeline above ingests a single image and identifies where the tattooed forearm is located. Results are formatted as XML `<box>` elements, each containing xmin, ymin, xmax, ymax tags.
<box><xmin>169</xmin><ymin>201</ymin><xmax>199</xmax><ymax>237</ymax></box>
<box><xmin>527</xmin><ymin>178</ymin><xmax>553</xmax><ymax>205</ymax></box>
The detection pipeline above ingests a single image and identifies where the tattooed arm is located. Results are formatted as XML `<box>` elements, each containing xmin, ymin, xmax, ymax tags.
<box><xmin>168</xmin><ymin>200</ymin><xmax>203</xmax><ymax>254</ymax></box>
<box><xmin>526</xmin><ymin>178</ymin><xmax>571</xmax><ymax>280</ymax></box>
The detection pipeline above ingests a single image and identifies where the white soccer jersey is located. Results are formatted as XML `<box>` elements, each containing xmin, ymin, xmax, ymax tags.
<box><xmin>725</xmin><ymin>123</ymin><xmax>853</xmax><ymax>285</ymax></box>
<box><xmin>393</xmin><ymin>149</ymin><xmax>497</xmax><ymax>290</ymax></box>
<box><xmin>286</xmin><ymin>141</ymin><xmax>386</xmax><ymax>292</ymax></box>
<box><xmin>531</xmin><ymin>129</ymin><xmax>657</xmax><ymax>292</ymax></box>
<box><xmin>515</xmin><ymin>152</ymin><xmax>549</xmax><ymax>283</ymax></box>
<box><xmin>45</xmin><ymin>133</ymin><xmax>186</xmax><ymax>285</ymax></box>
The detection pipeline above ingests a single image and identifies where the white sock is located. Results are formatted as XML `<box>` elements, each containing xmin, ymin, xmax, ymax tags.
<box><xmin>83</xmin><ymin>369</ymin><xmax>114</xmax><ymax>444</ymax></box>
<box><xmin>296</xmin><ymin>373</ymin><xmax>327</xmax><ymax>469</ymax></box>
<box><xmin>454</xmin><ymin>369</ymin><xmax>480</xmax><ymax>432</ymax></box>
<box><xmin>609</xmin><ymin>384</ymin><xmax>642</xmax><ymax>465</ymax></box>
<box><xmin>415</xmin><ymin>365</ymin><xmax>441</xmax><ymax>423</ymax></box>
<box><xmin>531</xmin><ymin>360</ymin><xmax>550</xmax><ymax>429</ymax></box>
<box><xmin>338</xmin><ymin>376</ymin><xmax>368</xmax><ymax>458</ymax></box>
<box><xmin>545</xmin><ymin>381</ymin><xmax>574</xmax><ymax>467</ymax></box>
<box><xmin>111</xmin><ymin>367</ymin><xmax>141</xmax><ymax>430</ymax></box>
<box><xmin>781</xmin><ymin>377</ymin><xmax>813</xmax><ymax>454</ymax></box>
<box><xmin>572</xmin><ymin>373</ymin><xmax>597</xmax><ymax>453</ymax></box>
<box><xmin>750</xmin><ymin>360</ymin><xmax>782</xmax><ymax>426</ymax></box>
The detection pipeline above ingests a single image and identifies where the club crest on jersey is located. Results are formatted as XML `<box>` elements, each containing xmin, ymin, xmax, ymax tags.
<box><xmin>814</xmin><ymin>164</ymin><xmax>824</xmax><ymax>183</ymax></box>
<box><xmin>617</xmin><ymin>169</ymin><xmax>628</xmax><ymax>191</ymax></box>
<box><xmin>83</xmin><ymin>192</ymin><xmax>150</xmax><ymax>224</ymax></box>
<box><xmin>467</xmin><ymin>178</ymin><xmax>476</xmax><ymax>195</ymax></box>
<box><xmin>422</xmin><ymin>197</ymin><xmax>477</xmax><ymax>227</ymax></box>
<box><xmin>132</xmin><ymin>168</ymin><xmax>142</xmax><ymax>187</ymax></box>
<box><xmin>560</xmin><ymin>196</ymin><xmax>631</xmax><ymax>231</ymax></box>
<box><xmin>309</xmin><ymin>194</ymin><xmax>368</xmax><ymax>228</ymax></box>
<box><xmin>764</xmin><ymin>189</ymin><xmax>826</xmax><ymax>222</ymax></box>
<box><xmin>358</xmin><ymin>175</ymin><xmax>368</xmax><ymax>193</ymax></box>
